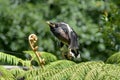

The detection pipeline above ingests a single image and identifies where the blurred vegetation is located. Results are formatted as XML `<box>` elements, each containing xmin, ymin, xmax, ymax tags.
<box><xmin>0</xmin><ymin>0</ymin><xmax>120</xmax><ymax>61</ymax></box>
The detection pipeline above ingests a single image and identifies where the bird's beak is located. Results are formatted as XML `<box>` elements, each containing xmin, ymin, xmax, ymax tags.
<box><xmin>46</xmin><ymin>21</ymin><xmax>55</xmax><ymax>28</ymax></box>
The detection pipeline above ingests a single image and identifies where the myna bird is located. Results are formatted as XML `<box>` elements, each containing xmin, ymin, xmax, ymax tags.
<box><xmin>47</xmin><ymin>21</ymin><xmax>80</xmax><ymax>59</ymax></box>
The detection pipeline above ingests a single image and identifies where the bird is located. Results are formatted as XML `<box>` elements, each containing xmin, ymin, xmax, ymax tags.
<box><xmin>47</xmin><ymin>21</ymin><xmax>80</xmax><ymax>59</ymax></box>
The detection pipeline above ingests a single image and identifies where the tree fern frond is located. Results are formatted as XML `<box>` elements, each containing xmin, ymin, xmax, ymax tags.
<box><xmin>10</xmin><ymin>68</ymin><xmax>25</xmax><ymax>78</ymax></box>
<box><xmin>25</xmin><ymin>69</ymin><xmax>61</xmax><ymax>80</ymax></box>
<box><xmin>106</xmin><ymin>52</ymin><xmax>120</xmax><ymax>65</ymax></box>
<box><xmin>17</xmin><ymin>61</ymin><xmax>120</xmax><ymax>80</ymax></box>
<box><xmin>102</xmin><ymin>76</ymin><xmax>118</xmax><ymax>80</ymax></box>
<box><xmin>84</xmin><ymin>67</ymin><xmax>117</xmax><ymax>80</ymax></box>
<box><xmin>40</xmin><ymin>52</ymin><xmax>58</xmax><ymax>64</ymax></box>
<box><xmin>21</xmin><ymin>60</ymin><xmax>31</xmax><ymax>67</ymax></box>
<box><xmin>0</xmin><ymin>52</ymin><xmax>31</xmax><ymax>67</ymax></box>
<box><xmin>97</xmin><ymin>64</ymin><xmax>120</xmax><ymax>80</ymax></box>
<box><xmin>0</xmin><ymin>66</ymin><xmax>15</xmax><ymax>80</ymax></box>
<box><xmin>36</xmin><ymin>62</ymin><xmax>104</xmax><ymax>80</ymax></box>
<box><xmin>23</xmin><ymin>51</ymin><xmax>57</xmax><ymax>64</ymax></box>
<box><xmin>0</xmin><ymin>52</ymin><xmax>22</xmax><ymax>65</ymax></box>
<box><xmin>103</xmin><ymin>64</ymin><xmax>120</xmax><ymax>77</ymax></box>
<box><xmin>84</xmin><ymin>67</ymin><xmax>102</xmax><ymax>80</ymax></box>
<box><xmin>22</xmin><ymin>60</ymin><xmax>75</xmax><ymax>80</ymax></box>
<box><xmin>45</xmin><ymin>60</ymin><xmax>76</xmax><ymax>70</ymax></box>
<box><xmin>49</xmin><ymin>61</ymin><xmax>104</xmax><ymax>80</ymax></box>
<box><xmin>69</xmin><ymin>61</ymin><xmax>104</xmax><ymax>80</ymax></box>
<box><xmin>84</xmin><ymin>64</ymin><xmax>120</xmax><ymax>80</ymax></box>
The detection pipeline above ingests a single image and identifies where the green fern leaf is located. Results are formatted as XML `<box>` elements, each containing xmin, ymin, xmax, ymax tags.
<box><xmin>106</xmin><ymin>52</ymin><xmax>120</xmax><ymax>65</ymax></box>
<box><xmin>0</xmin><ymin>52</ymin><xmax>22</xmax><ymax>65</ymax></box>
<box><xmin>21</xmin><ymin>60</ymin><xmax>31</xmax><ymax>67</ymax></box>
<box><xmin>45</xmin><ymin>60</ymin><xmax>76</xmax><ymax>69</ymax></box>
<box><xmin>0</xmin><ymin>52</ymin><xmax>31</xmax><ymax>67</ymax></box>
<box><xmin>85</xmin><ymin>64</ymin><xmax>120</xmax><ymax>80</ymax></box>
<box><xmin>40</xmin><ymin>52</ymin><xmax>58</xmax><ymax>64</ymax></box>
<box><xmin>16</xmin><ymin>60</ymin><xmax>120</xmax><ymax>80</ymax></box>
<box><xmin>102</xmin><ymin>64</ymin><xmax>120</xmax><ymax>79</ymax></box>
<box><xmin>21</xmin><ymin>60</ymin><xmax>75</xmax><ymax>80</ymax></box>
<box><xmin>48</xmin><ymin>61</ymin><xmax>104</xmax><ymax>80</ymax></box>
<box><xmin>23</xmin><ymin>51</ymin><xmax>57</xmax><ymax>64</ymax></box>
<box><xmin>69</xmin><ymin>61</ymin><xmax>104</xmax><ymax>80</ymax></box>
<box><xmin>0</xmin><ymin>66</ymin><xmax>15</xmax><ymax>80</ymax></box>
<box><xmin>84</xmin><ymin>67</ymin><xmax>102</xmax><ymax>80</ymax></box>
<box><xmin>10</xmin><ymin>68</ymin><xmax>25</xmax><ymax>78</ymax></box>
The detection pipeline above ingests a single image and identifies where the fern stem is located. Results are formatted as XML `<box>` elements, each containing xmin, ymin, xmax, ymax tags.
<box><xmin>28</xmin><ymin>34</ymin><xmax>45</xmax><ymax>68</ymax></box>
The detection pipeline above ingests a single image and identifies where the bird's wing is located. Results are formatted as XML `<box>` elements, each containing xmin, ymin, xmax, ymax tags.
<box><xmin>60</xmin><ymin>23</ymin><xmax>79</xmax><ymax>49</ymax></box>
<box><xmin>64</xmin><ymin>24</ymin><xmax>79</xmax><ymax>49</ymax></box>
<box><xmin>69</xmin><ymin>31</ymin><xmax>79</xmax><ymax>49</ymax></box>
<box><xmin>57</xmin><ymin>27</ymin><xmax>69</xmax><ymax>44</ymax></box>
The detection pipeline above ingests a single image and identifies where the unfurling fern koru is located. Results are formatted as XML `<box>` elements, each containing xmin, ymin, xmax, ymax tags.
<box><xmin>28</xmin><ymin>34</ymin><xmax>45</xmax><ymax>68</ymax></box>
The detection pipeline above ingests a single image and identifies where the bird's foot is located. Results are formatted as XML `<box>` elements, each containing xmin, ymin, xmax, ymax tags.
<box><xmin>67</xmin><ymin>53</ymin><xmax>72</xmax><ymax>60</ymax></box>
<box><xmin>62</xmin><ymin>52</ymin><xmax>72</xmax><ymax>60</ymax></box>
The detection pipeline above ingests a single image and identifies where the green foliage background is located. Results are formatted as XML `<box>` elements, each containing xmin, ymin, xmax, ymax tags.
<box><xmin>0</xmin><ymin>0</ymin><xmax>120</xmax><ymax>61</ymax></box>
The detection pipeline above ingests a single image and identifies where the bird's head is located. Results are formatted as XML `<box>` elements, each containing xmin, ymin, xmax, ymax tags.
<box><xmin>46</xmin><ymin>21</ymin><xmax>69</xmax><ymax>29</ymax></box>
<box><xmin>46</xmin><ymin>21</ymin><xmax>56</xmax><ymax>28</ymax></box>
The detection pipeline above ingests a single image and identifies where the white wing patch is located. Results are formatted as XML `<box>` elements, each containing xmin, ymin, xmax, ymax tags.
<box><xmin>60</xmin><ymin>22</ymin><xmax>73</xmax><ymax>32</ymax></box>
<box><xmin>66</xmin><ymin>24</ymin><xmax>73</xmax><ymax>32</ymax></box>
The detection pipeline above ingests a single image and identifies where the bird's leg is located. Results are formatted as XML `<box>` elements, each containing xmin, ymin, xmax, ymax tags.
<box><xmin>60</xmin><ymin>42</ymin><xmax>64</xmax><ymax>48</ymax></box>
<box><xmin>61</xmin><ymin>49</ymin><xmax>68</xmax><ymax>59</ymax></box>
<box><xmin>60</xmin><ymin>43</ymin><xmax>68</xmax><ymax>59</ymax></box>
<box><xmin>62</xmin><ymin>52</ymin><xmax>68</xmax><ymax>59</ymax></box>
<box><xmin>67</xmin><ymin>49</ymin><xmax>73</xmax><ymax>60</ymax></box>
<box><xmin>62</xmin><ymin>52</ymin><xmax>65</xmax><ymax>58</ymax></box>
<box><xmin>60</xmin><ymin>42</ymin><xmax>64</xmax><ymax>51</ymax></box>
